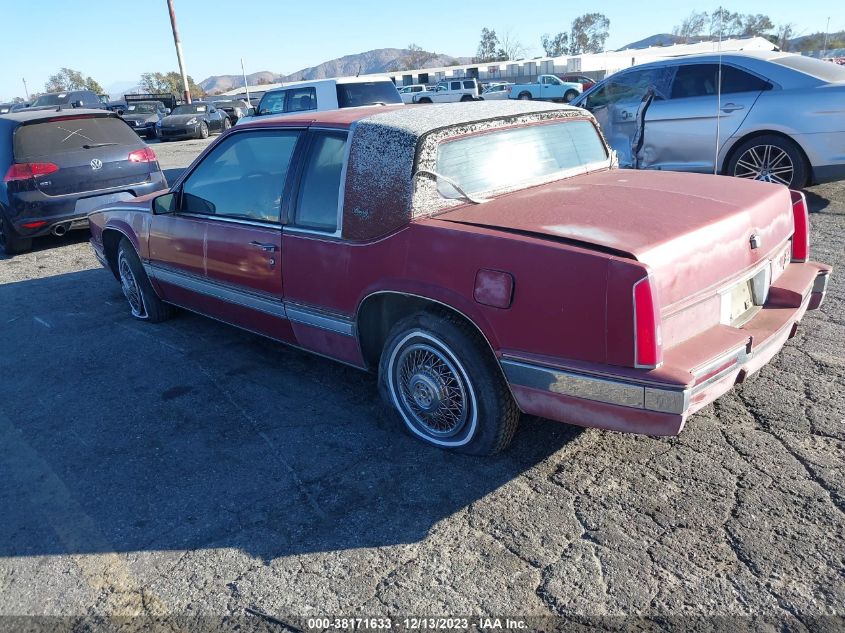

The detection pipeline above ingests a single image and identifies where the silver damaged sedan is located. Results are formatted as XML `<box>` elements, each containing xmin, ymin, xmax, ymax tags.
<box><xmin>572</xmin><ymin>51</ymin><xmax>845</xmax><ymax>188</ymax></box>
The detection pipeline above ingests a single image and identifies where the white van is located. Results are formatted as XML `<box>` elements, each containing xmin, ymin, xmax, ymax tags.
<box><xmin>236</xmin><ymin>76</ymin><xmax>402</xmax><ymax>124</ymax></box>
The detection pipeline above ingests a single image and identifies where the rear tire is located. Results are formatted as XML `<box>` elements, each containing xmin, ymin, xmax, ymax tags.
<box><xmin>460</xmin><ymin>95</ymin><xmax>473</xmax><ymax>102</ymax></box>
<box><xmin>518</xmin><ymin>92</ymin><xmax>532</xmax><ymax>100</ymax></box>
<box><xmin>564</xmin><ymin>89</ymin><xmax>579</xmax><ymax>103</ymax></box>
<box><xmin>417</xmin><ymin>97</ymin><xmax>432</xmax><ymax>104</ymax></box>
<box><xmin>378</xmin><ymin>311</ymin><xmax>519</xmax><ymax>455</ymax></box>
<box><xmin>0</xmin><ymin>216</ymin><xmax>32</xmax><ymax>255</ymax></box>
<box><xmin>117</xmin><ymin>238</ymin><xmax>174</xmax><ymax>322</ymax></box>
<box><xmin>222</xmin><ymin>118</ymin><xmax>231</xmax><ymax>132</ymax></box>
<box><xmin>725</xmin><ymin>134</ymin><xmax>808</xmax><ymax>189</ymax></box>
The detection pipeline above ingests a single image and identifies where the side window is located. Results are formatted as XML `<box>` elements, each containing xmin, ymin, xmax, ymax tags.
<box><xmin>721</xmin><ymin>66</ymin><xmax>771</xmax><ymax>94</ymax></box>
<box><xmin>293</xmin><ymin>132</ymin><xmax>347</xmax><ymax>232</ymax></box>
<box><xmin>181</xmin><ymin>131</ymin><xmax>300</xmax><ymax>223</ymax></box>
<box><xmin>286</xmin><ymin>87</ymin><xmax>317</xmax><ymax>113</ymax></box>
<box><xmin>451</xmin><ymin>81</ymin><xmax>461</xmax><ymax>90</ymax></box>
<box><xmin>259</xmin><ymin>91</ymin><xmax>286</xmax><ymax>115</ymax></box>
<box><xmin>463</xmin><ymin>81</ymin><xmax>474</xmax><ymax>89</ymax></box>
<box><xmin>670</xmin><ymin>64</ymin><xmax>718</xmax><ymax>99</ymax></box>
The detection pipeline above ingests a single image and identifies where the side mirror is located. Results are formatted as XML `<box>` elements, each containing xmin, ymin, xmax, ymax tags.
<box><xmin>117</xmin><ymin>109</ymin><xmax>125</xmax><ymax>116</ymax></box>
<box><xmin>71</xmin><ymin>100</ymin><xmax>84</xmax><ymax>108</ymax></box>
<box><xmin>247</xmin><ymin>107</ymin><xmax>256</xmax><ymax>116</ymax></box>
<box><xmin>165</xmin><ymin>108</ymin><xmax>171</xmax><ymax>114</ymax></box>
<box><xmin>152</xmin><ymin>192</ymin><xmax>177</xmax><ymax>215</ymax></box>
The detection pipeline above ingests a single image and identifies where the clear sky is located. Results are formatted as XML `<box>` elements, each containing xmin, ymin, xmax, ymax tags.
<box><xmin>0</xmin><ymin>0</ymin><xmax>838</xmax><ymax>101</ymax></box>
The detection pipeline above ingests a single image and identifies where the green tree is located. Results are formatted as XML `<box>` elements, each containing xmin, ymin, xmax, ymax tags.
<box><xmin>139</xmin><ymin>72</ymin><xmax>204</xmax><ymax>98</ymax></box>
<box><xmin>474</xmin><ymin>28</ymin><xmax>501</xmax><ymax>63</ymax></box>
<box><xmin>45</xmin><ymin>68</ymin><xmax>104</xmax><ymax>94</ymax></box>
<box><xmin>569</xmin><ymin>13</ymin><xmax>610</xmax><ymax>55</ymax></box>
<box><xmin>541</xmin><ymin>32</ymin><xmax>569</xmax><ymax>57</ymax></box>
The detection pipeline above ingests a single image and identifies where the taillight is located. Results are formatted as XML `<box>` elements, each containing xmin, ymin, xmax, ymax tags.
<box><xmin>790</xmin><ymin>189</ymin><xmax>809</xmax><ymax>262</ymax></box>
<box><xmin>21</xmin><ymin>220</ymin><xmax>48</xmax><ymax>229</ymax></box>
<box><xmin>3</xmin><ymin>162</ymin><xmax>59</xmax><ymax>182</ymax></box>
<box><xmin>128</xmin><ymin>147</ymin><xmax>157</xmax><ymax>163</ymax></box>
<box><xmin>633</xmin><ymin>274</ymin><xmax>663</xmax><ymax>369</ymax></box>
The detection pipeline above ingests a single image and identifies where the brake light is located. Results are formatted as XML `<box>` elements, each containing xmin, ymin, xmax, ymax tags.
<box><xmin>790</xmin><ymin>189</ymin><xmax>809</xmax><ymax>262</ymax></box>
<box><xmin>21</xmin><ymin>220</ymin><xmax>48</xmax><ymax>229</ymax></box>
<box><xmin>128</xmin><ymin>147</ymin><xmax>157</xmax><ymax>163</ymax></box>
<box><xmin>3</xmin><ymin>162</ymin><xmax>59</xmax><ymax>182</ymax></box>
<box><xmin>633</xmin><ymin>275</ymin><xmax>663</xmax><ymax>369</ymax></box>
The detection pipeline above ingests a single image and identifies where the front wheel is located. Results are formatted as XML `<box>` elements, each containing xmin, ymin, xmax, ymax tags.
<box><xmin>726</xmin><ymin>135</ymin><xmax>808</xmax><ymax>189</ymax></box>
<box><xmin>117</xmin><ymin>238</ymin><xmax>174</xmax><ymax>322</ymax></box>
<box><xmin>197</xmin><ymin>122</ymin><xmax>209</xmax><ymax>139</ymax></box>
<box><xmin>563</xmin><ymin>89</ymin><xmax>579</xmax><ymax>103</ymax></box>
<box><xmin>378</xmin><ymin>311</ymin><xmax>519</xmax><ymax>455</ymax></box>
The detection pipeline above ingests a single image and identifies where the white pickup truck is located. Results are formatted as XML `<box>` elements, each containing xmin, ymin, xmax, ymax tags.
<box><xmin>412</xmin><ymin>79</ymin><xmax>480</xmax><ymax>103</ymax></box>
<box><xmin>508</xmin><ymin>75</ymin><xmax>582</xmax><ymax>103</ymax></box>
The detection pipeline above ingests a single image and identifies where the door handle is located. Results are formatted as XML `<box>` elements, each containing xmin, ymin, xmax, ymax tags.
<box><xmin>249</xmin><ymin>241</ymin><xmax>277</xmax><ymax>252</ymax></box>
<box><xmin>720</xmin><ymin>103</ymin><xmax>745</xmax><ymax>113</ymax></box>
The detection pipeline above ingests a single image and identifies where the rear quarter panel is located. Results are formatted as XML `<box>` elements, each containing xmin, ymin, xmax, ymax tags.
<box><xmin>282</xmin><ymin>221</ymin><xmax>614</xmax><ymax>364</ymax></box>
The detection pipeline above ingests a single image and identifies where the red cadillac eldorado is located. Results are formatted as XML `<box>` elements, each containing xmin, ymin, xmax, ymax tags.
<box><xmin>88</xmin><ymin>101</ymin><xmax>832</xmax><ymax>455</ymax></box>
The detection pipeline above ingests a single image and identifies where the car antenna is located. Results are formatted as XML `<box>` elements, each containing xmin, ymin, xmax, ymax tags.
<box><xmin>356</xmin><ymin>64</ymin><xmax>361</xmax><ymax>78</ymax></box>
<box><xmin>714</xmin><ymin>7</ymin><xmax>723</xmax><ymax>176</ymax></box>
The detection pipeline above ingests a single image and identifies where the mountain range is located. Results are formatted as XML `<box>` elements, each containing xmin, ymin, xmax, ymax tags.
<box><xmin>199</xmin><ymin>48</ymin><xmax>470</xmax><ymax>94</ymax></box>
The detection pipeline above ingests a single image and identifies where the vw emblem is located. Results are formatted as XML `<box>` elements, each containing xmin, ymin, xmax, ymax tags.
<box><xmin>749</xmin><ymin>234</ymin><xmax>761</xmax><ymax>250</ymax></box>
<box><xmin>90</xmin><ymin>158</ymin><xmax>103</xmax><ymax>170</ymax></box>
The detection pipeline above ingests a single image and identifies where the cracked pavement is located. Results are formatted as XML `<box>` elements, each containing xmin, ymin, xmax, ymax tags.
<box><xmin>0</xmin><ymin>139</ymin><xmax>842</xmax><ymax>629</ymax></box>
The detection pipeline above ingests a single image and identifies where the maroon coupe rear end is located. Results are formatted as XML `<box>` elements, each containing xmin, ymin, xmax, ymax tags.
<box><xmin>87</xmin><ymin>101</ymin><xmax>831</xmax><ymax>454</ymax></box>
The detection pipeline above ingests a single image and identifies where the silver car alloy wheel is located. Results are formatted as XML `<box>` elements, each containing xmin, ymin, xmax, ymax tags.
<box><xmin>388</xmin><ymin>331</ymin><xmax>478</xmax><ymax>446</ymax></box>
<box><xmin>118</xmin><ymin>251</ymin><xmax>148</xmax><ymax>319</ymax></box>
<box><xmin>733</xmin><ymin>144</ymin><xmax>794</xmax><ymax>186</ymax></box>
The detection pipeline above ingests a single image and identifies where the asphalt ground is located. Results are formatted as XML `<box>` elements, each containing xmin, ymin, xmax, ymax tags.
<box><xmin>0</xmin><ymin>136</ymin><xmax>843</xmax><ymax>631</ymax></box>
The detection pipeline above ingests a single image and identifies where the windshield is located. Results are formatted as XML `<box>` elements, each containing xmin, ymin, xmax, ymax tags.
<box><xmin>335</xmin><ymin>81</ymin><xmax>402</xmax><ymax>107</ymax></box>
<box><xmin>126</xmin><ymin>103</ymin><xmax>157</xmax><ymax>114</ymax></box>
<box><xmin>435</xmin><ymin>120</ymin><xmax>608</xmax><ymax>198</ymax></box>
<box><xmin>31</xmin><ymin>93</ymin><xmax>71</xmax><ymax>106</ymax></box>
<box><xmin>171</xmin><ymin>104</ymin><xmax>207</xmax><ymax>115</ymax></box>
<box><xmin>772</xmin><ymin>55</ymin><xmax>845</xmax><ymax>83</ymax></box>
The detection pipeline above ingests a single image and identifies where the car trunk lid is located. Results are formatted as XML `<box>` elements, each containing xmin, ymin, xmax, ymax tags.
<box><xmin>435</xmin><ymin>170</ymin><xmax>795</xmax><ymax>308</ymax></box>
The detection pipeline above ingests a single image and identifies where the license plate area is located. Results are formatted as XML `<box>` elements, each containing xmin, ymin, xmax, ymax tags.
<box><xmin>720</xmin><ymin>266</ymin><xmax>771</xmax><ymax>327</ymax></box>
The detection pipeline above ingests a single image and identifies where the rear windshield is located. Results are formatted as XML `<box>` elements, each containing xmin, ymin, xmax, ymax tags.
<box><xmin>126</xmin><ymin>103</ymin><xmax>158</xmax><ymax>113</ymax></box>
<box><xmin>14</xmin><ymin>116</ymin><xmax>140</xmax><ymax>160</ymax></box>
<box><xmin>435</xmin><ymin>120</ymin><xmax>608</xmax><ymax>197</ymax></box>
<box><xmin>335</xmin><ymin>81</ymin><xmax>402</xmax><ymax>108</ymax></box>
<box><xmin>772</xmin><ymin>55</ymin><xmax>845</xmax><ymax>82</ymax></box>
<box><xmin>172</xmin><ymin>104</ymin><xmax>207</xmax><ymax>115</ymax></box>
<box><xmin>31</xmin><ymin>93</ymin><xmax>73</xmax><ymax>107</ymax></box>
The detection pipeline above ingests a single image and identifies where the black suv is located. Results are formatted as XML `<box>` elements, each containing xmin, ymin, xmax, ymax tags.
<box><xmin>23</xmin><ymin>90</ymin><xmax>105</xmax><ymax>112</ymax></box>
<box><xmin>0</xmin><ymin>110</ymin><xmax>168</xmax><ymax>254</ymax></box>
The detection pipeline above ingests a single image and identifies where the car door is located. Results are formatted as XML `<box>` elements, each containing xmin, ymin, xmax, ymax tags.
<box><xmin>149</xmin><ymin>128</ymin><xmax>304</xmax><ymax>340</ymax></box>
<box><xmin>540</xmin><ymin>75</ymin><xmax>560</xmax><ymax>99</ymax></box>
<box><xmin>281</xmin><ymin>130</ymin><xmax>357</xmax><ymax>361</ymax></box>
<box><xmin>582</xmin><ymin>66</ymin><xmax>674</xmax><ymax>168</ymax></box>
<box><xmin>641</xmin><ymin>63</ymin><xmax>769</xmax><ymax>173</ymax></box>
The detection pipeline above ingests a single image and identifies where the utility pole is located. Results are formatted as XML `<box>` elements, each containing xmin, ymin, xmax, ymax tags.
<box><xmin>240</xmin><ymin>58</ymin><xmax>251</xmax><ymax>104</ymax></box>
<box><xmin>22</xmin><ymin>78</ymin><xmax>29</xmax><ymax>101</ymax></box>
<box><xmin>821</xmin><ymin>16</ymin><xmax>831</xmax><ymax>59</ymax></box>
<box><xmin>166</xmin><ymin>0</ymin><xmax>191</xmax><ymax>104</ymax></box>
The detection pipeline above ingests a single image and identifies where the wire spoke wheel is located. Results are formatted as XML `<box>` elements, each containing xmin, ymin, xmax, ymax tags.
<box><xmin>734</xmin><ymin>144</ymin><xmax>794</xmax><ymax>186</ymax></box>
<box><xmin>392</xmin><ymin>339</ymin><xmax>472</xmax><ymax>440</ymax></box>
<box><xmin>118</xmin><ymin>251</ymin><xmax>148</xmax><ymax>319</ymax></box>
